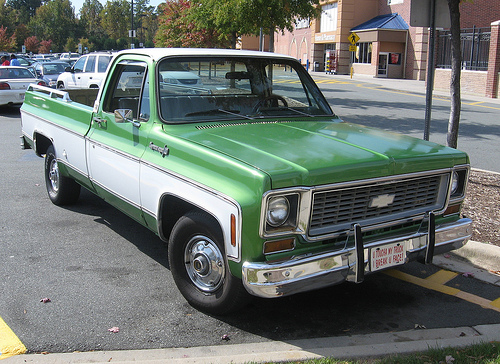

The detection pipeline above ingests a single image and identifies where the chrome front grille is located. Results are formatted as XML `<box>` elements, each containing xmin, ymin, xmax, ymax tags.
<box><xmin>309</xmin><ymin>173</ymin><xmax>448</xmax><ymax>237</ymax></box>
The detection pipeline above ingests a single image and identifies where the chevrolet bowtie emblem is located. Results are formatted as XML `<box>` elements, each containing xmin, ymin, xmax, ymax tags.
<box><xmin>369</xmin><ymin>194</ymin><xmax>396</xmax><ymax>208</ymax></box>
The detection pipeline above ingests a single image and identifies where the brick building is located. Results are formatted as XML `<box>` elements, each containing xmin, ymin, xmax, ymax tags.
<box><xmin>270</xmin><ymin>0</ymin><xmax>500</xmax><ymax>98</ymax></box>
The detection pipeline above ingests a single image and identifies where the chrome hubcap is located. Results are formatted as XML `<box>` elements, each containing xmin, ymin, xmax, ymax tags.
<box><xmin>185</xmin><ymin>235</ymin><xmax>224</xmax><ymax>293</ymax></box>
<box><xmin>48</xmin><ymin>159</ymin><xmax>59</xmax><ymax>192</ymax></box>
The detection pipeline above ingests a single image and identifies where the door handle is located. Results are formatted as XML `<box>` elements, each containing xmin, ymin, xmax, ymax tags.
<box><xmin>93</xmin><ymin>117</ymin><xmax>106</xmax><ymax>127</ymax></box>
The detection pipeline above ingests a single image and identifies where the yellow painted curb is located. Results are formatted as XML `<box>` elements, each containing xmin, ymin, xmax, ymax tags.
<box><xmin>0</xmin><ymin>316</ymin><xmax>27</xmax><ymax>360</ymax></box>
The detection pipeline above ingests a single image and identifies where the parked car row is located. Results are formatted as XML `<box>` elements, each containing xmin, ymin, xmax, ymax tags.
<box><xmin>0</xmin><ymin>51</ymin><xmax>115</xmax><ymax>107</ymax></box>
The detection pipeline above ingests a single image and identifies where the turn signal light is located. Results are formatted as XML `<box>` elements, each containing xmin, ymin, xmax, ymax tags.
<box><xmin>230</xmin><ymin>214</ymin><xmax>236</xmax><ymax>247</ymax></box>
<box><xmin>443</xmin><ymin>204</ymin><xmax>461</xmax><ymax>216</ymax></box>
<box><xmin>263</xmin><ymin>238</ymin><xmax>295</xmax><ymax>254</ymax></box>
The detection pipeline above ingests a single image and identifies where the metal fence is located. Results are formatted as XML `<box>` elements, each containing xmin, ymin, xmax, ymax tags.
<box><xmin>437</xmin><ymin>27</ymin><xmax>491</xmax><ymax>71</ymax></box>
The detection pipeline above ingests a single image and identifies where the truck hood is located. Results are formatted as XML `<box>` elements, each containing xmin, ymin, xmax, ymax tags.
<box><xmin>169</xmin><ymin>119</ymin><xmax>468</xmax><ymax>189</ymax></box>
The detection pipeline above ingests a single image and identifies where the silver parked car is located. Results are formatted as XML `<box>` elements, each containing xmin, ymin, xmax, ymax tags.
<box><xmin>0</xmin><ymin>67</ymin><xmax>46</xmax><ymax>107</ymax></box>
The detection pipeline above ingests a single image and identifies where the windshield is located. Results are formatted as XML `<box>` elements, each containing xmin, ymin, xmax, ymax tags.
<box><xmin>158</xmin><ymin>56</ymin><xmax>333</xmax><ymax>123</ymax></box>
<box><xmin>42</xmin><ymin>63</ymin><xmax>67</xmax><ymax>75</ymax></box>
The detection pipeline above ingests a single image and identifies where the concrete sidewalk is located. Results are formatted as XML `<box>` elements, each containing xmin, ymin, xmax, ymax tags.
<box><xmin>310</xmin><ymin>72</ymin><xmax>500</xmax><ymax>105</ymax></box>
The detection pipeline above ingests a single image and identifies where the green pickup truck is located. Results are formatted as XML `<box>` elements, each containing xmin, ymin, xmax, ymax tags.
<box><xmin>20</xmin><ymin>48</ymin><xmax>472</xmax><ymax>314</ymax></box>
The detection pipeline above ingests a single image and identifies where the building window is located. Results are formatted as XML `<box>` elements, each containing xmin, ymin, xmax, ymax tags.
<box><xmin>320</xmin><ymin>3</ymin><xmax>338</xmax><ymax>33</ymax></box>
<box><xmin>351</xmin><ymin>42</ymin><xmax>372</xmax><ymax>64</ymax></box>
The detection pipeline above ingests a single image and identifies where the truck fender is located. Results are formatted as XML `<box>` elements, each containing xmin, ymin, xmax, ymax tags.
<box><xmin>156</xmin><ymin>193</ymin><xmax>241</xmax><ymax>264</ymax></box>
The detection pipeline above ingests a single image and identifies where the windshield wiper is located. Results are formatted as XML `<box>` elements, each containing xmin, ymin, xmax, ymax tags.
<box><xmin>253</xmin><ymin>106</ymin><xmax>316</xmax><ymax>118</ymax></box>
<box><xmin>185</xmin><ymin>108</ymin><xmax>253</xmax><ymax>119</ymax></box>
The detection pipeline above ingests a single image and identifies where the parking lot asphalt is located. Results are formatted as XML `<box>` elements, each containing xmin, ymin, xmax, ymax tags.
<box><xmin>4</xmin><ymin>75</ymin><xmax>500</xmax><ymax>364</ymax></box>
<box><xmin>3</xmin><ymin>238</ymin><xmax>498</xmax><ymax>364</ymax></box>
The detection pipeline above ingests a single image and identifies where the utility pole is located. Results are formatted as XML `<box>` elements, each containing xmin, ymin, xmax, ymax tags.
<box><xmin>130</xmin><ymin>0</ymin><xmax>135</xmax><ymax>48</ymax></box>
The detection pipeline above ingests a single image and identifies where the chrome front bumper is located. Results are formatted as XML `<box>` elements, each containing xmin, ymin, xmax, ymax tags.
<box><xmin>242</xmin><ymin>218</ymin><xmax>472</xmax><ymax>298</ymax></box>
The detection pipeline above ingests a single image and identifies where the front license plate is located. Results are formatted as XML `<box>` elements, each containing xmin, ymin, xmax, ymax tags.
<box><xmin>370</xmin><ymin>241</ymin><xmax>406</xmax><ymax>271</ymax></box>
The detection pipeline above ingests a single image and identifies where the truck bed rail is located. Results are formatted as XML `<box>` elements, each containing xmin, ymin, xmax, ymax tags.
<box><xmin>27</xmin><ymin>84</ymin><xmax>72</xmax><ymax>102</ymax></box>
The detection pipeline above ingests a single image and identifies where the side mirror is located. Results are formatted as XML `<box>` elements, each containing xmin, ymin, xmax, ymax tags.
<box><xmin>115</xmin><ymin>109</ymin><xmax>140</xmax><ymax>128</ymax></box>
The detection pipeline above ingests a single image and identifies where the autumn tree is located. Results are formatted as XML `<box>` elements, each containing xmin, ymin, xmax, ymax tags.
<box><xmin>0</xmin><ymin>26</ymin><xmax>16</xmax><ymax>51</ymax></box>
<box><xmin>38</xmin><ymin>39</ymin><xmax>52</xmax><ymax>53</ymax></box>
<box><xmin>24</xmin><ymin>35</ymin><xmax>39</xmax><ymax>52</ymax></box>
<box><xmin>155</xmin><ymin>0</ymin><xmax>229</xmax><ymax>48</ymax></box>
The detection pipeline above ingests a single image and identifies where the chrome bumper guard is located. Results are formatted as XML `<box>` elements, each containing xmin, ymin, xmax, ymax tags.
<box><xmin>242</xmin><ymin>218</ymin><xmax>472</xmax><ymax>298</ymax></box>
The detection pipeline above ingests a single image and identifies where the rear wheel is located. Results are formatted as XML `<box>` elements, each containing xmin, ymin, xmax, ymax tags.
<box><xmin>44</xmin><ymin>145</ymin><xmax>81</xmax><ymax>205</ymax></box>
<box><xmin>168</xmin><ymin>211</ymin><xmax>249</xmax><ymax>315</ymax></box>
<box><xmin>57</xmin><ymin>82</ymin><xmax>64</xmax><ymax>89</ymax></box>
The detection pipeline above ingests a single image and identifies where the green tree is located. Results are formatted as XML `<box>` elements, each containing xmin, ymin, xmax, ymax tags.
<box><xmin>79</xmin><ymin>0</ymin><xmax>105</xmax><ymax>39</ymax></box>
<box><xmin>0</xmin><ymin>0</ymin><xmax>17</xmax><ymax>35</ymax></box>
<box><xmin>134</xmin><ymin>1</ymin><xmax>157</xmax><ymax>46</ymax></box>
<box><xmin>6</xmin><ymin>0</ymin><xmax>42</xmax><ymax>24</ymax></box>
<box><xmin>155</xmin><ymin>0</ymin><xmax>229</xmax><ymax>48</ymax></box>
<box><xmin>190</xmin><ymin>0</ymin><xmax>248</xmax><ymax>48</ymax></box>
<box><xmin>65</xmin><ymin>37</ymin><xmax>77</xmax><ymax>52</ymax></box>
<box><xmin>27</xmin><ymin>0</ymin><xmax>78</xmax><ymax>51</ymax></box>
<box><xmin>103</xmin><ymin>37</ymin><xmax>117</xmax><ymax>50</ymax></box>
<box><xmin>0</xmin><ymin>25</ymin><xmax>16</xmax><ymax>51</ymax></box>
<box><xmin>100</xmin><ymin>0</ymin><xmax>130</xmax><ymax>40</ymax></box>
<box><xmin>190</xmin><ymin>0</ymin><xmax>320</xmax><ymax>49</ymax></box>
<box><xmin>14</xmin><ymin>24</ymin><xmax>30</xmax><ymax>51</ymax></box>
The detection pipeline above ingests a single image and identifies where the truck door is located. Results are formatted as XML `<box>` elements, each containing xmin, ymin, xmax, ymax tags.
<box><xmin>86</xmin><ymin>60</ymin><xmax>151</xmax><ymax>222</ymax></box>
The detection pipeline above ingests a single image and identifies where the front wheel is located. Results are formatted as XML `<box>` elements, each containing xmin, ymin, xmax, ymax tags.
<box><xmin>168</xmin><ymin>211</ymin><xmax>250</xmax><ymax>315</ymax></box>
<box><xmin>44</xmin><ymin>145</ymin><xmax>81</xmax><ymax>205</ymax></box>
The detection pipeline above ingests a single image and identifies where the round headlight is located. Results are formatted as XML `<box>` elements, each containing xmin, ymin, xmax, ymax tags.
<box><xmin>266</xmin><ymin>196</ymin><xmax>290</xmax><ymax>227</ymax></box>
<box><xmin>451</xmin><ymin>171</ymin><xmax>460</xmax><ymax>195</ymax></box>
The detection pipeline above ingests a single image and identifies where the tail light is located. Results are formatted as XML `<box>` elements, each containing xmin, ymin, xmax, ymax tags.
<box><xmin>0</xmin><ymin>82</ymin><xmax>10</xmax><ymax>90</ymax></box>
<box><xmin>37</xmin><ymin>81</ymin><xmax>47</xmax><ymax>86</ymax></box>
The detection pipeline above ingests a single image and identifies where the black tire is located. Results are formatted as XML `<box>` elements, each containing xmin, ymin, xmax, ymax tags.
<box><xmin>57</xmin><ymin>82</ymin><xmax>64</xmax><ymax>89</ymax></box>
<box><xmin>44</xmin><ymin>145</ymin><xmax>81</xmax><ymax>205</ymax></box>
<box><xmin>168</xmin><ymin>211</ymin><xmax>250</xmax><ymax>315</ymax></box>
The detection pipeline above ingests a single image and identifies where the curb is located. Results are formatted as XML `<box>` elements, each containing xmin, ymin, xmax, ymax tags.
<box><xmin>6</xmin><ymin>324</ymin><xmax>500</xmax><ymax>364</ymax></box>
<box><xmin>434</xmin><ymin>241</ymin><xmax>500</xmax><ymax>286</ymax></box>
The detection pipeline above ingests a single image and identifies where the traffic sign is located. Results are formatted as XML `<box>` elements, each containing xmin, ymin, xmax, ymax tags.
<box><xmin>348</xmin><ymin>32</ymin><xmax>360</xmax><ymax>45</ymax></box>
<box><xmin>349</xmin><ymin>45</ymin><xmax>357</xmax><ymax>52</ymax></box>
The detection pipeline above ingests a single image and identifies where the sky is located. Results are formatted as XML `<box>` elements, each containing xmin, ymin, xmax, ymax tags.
<box><xmin>71</xmin><ymin>0</ymin><xmax>165</xmax><ymax>15</ymax></box>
